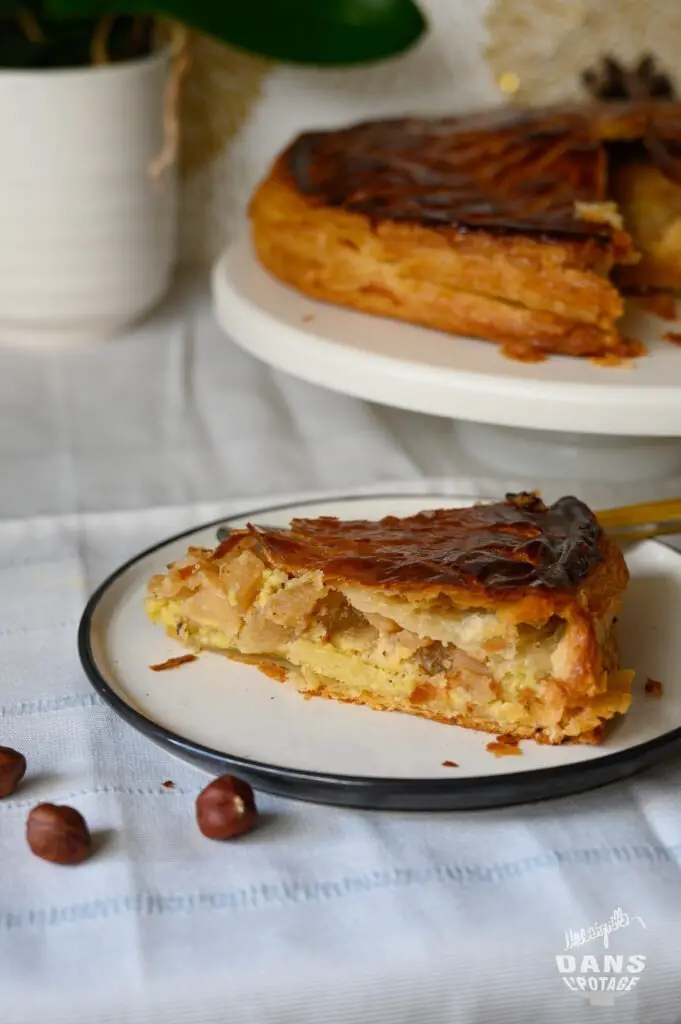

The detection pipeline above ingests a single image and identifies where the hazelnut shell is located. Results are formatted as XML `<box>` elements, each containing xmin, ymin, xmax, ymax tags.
<box><xmin>196</xmin><ymin>775</ymin><xmax>258</xmax><ymax>839</ymax></box>
<box><xmin>26</xmin><ymin>803</ymin><xmax>92</xmax><ymax>865</ymax></box>
<box><xmin>0</xmin><ymin>746</ymin><xmax>26</xmax><ymax>798</ymax></box>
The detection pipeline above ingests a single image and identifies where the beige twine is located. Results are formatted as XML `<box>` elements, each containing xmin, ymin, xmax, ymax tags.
<box><xmin>149</xmin><ymin>23</ymin><xmax>191</xmax><ymax>188</ymax></box>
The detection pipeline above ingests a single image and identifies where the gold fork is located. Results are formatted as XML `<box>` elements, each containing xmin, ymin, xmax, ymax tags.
<box><xmin>596</xmin><ymin>497</ymin><xmax>681</xmax><ymax>544</ymax></box>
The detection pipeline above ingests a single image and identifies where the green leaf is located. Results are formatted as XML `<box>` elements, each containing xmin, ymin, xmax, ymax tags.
<box><xmin>44</xmin><ymin>0</ymin><xmax>428</xmax><ymax>65</ymax></box>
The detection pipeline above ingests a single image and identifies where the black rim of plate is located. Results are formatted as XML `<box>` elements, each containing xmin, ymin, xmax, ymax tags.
<box><xmin>78</xmin><ymin>491</ymin><xmax>681</xmax><ymax>811</ymax></box>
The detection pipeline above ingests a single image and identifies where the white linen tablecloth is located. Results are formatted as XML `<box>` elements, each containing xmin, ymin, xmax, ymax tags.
<box><xmin>1</xmin><ymin>485</ymin><xmax>681</xmax><ymax>1024</ymax></box>
<box><xmin>2</xmin><ymin>280</ymin><xmax>681</xmax><ymax>1023</ymax></box>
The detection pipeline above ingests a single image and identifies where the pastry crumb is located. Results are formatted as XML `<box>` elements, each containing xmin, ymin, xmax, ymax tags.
<box><xmin>442</xmin><ymin>760</ymin><xmax>459</xmax><ymax>767</ymax></box>
<box><xmin>229</xmin><ymin>653</ymin><xmax>288</xmax><ymax>682</ymax></box>
<box><xmin>621</xmin><ymin>338</ymin><xmax>646</xmax><ymax>357</ymax></box>
<box><xmin>500</xmin><ymin>343</ymin><xmax>547</xmax><ymax>363</ymax></box>
<box><xmin>589</xmin><ymin>354</ymin><xmax>633</xmax><ymax>368</ymax></box>
<box><xmin>259</xmin><ymin>663</ymin><xmax>288</xmax><ymax>683</ymax></box>
<box><xmin>591</xmin><ymin>337</ymin><xmax>646</xmax><ymax>367</ymax></box>
<box><xmin>162</xmin><ymin>780</ymin><xmax>175</xmax><ymax>789</ymax></box>
<box><xmin>150</xmin><ymin>654</ymin><xmax>198</xmax><ymax>672</ymax></box>
<box><xmin>487</xmin><ymin>734</ymin><xmax>523</xmax><ymax>757</ymax></box>
<box><xmin>302</xmin><ymin>314</ymin><xmax>315</xmax><ymax>323</ymax></box>
<box><xmin>644</xmin><ymin>677</ymin><xmax>663</xmax><ymax>697</ymax></box>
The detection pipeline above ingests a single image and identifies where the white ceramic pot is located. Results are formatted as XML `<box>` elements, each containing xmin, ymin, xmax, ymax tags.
<box><xmin>0</xmin><ymin>49</ymin><xmax>177</xmax><ymax>346</ymax></box>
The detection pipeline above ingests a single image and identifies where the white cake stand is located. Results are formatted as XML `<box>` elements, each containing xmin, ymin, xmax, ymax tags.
<box><xmin>212</xmin><ymin>238</ymin><xmax>681</xmax><ymax>482</ymax></box>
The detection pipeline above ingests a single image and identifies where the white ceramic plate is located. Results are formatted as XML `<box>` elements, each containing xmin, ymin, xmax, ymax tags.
<box><xmin>79</xmin><ymin>494</ymin><xmax>681</xmax><ymax>810</ymax></box>
<box><xmin>212</xmin><ymin>238</ymin><xmax>681</xmax><ymax>437</ymax></box>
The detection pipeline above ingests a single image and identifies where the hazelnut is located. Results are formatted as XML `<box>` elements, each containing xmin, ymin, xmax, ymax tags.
<box><xmin>196</xmin><ymin>775</ymin><xmax>258</xmax><ymax>839</ymax></box>
<box><xmin>26</xmin><ymin>803</ymin><xmax>92</xmax><ymax>864</ymax></box>
<box><xmin>0</xmin><ymin>746</ymin><xmax>26</xmax><ymax>798</ymax></box>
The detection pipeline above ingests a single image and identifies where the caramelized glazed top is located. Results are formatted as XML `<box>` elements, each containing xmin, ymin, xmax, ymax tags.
<box><xmin>252</xmin><ymin>494</ymin><xmax>602</xmax><ymax>594</ymax></box>
<box><xmin>286</xmin><ymin>102</ymin><xmax>681</xmax><ymax>241</ymax></box>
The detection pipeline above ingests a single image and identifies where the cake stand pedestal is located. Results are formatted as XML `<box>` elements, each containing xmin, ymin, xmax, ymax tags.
<box><xmin>212</xmin><ymin>239</ymin><xmax>681</xmax><ymax>483</ymax></box>
<box><xmin>456</xmin><ymin>424</ymin><xmax>681</xmax><ymax>482</ymax></box>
